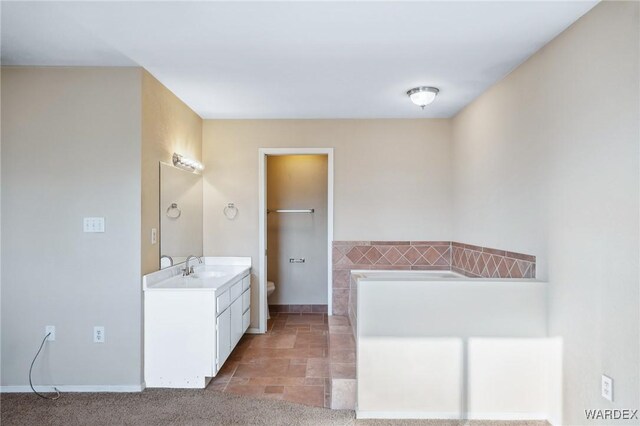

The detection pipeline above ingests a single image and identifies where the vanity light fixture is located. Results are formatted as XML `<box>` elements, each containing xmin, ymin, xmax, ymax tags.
<box><xmin>407</xmin><ymin>86</ymin><xmax>439</xmax><ymax>109</ymax></box>
<box><xmin>172</xmin><ymin>153</ymin><xmax>204</xmax><ymax>172</ymax></box>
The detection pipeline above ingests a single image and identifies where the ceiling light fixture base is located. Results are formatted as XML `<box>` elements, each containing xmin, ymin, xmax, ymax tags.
<box><xmin>407</xmin><ymin>86</ymin><xmax>440</xmax><ymax>109</ymax></box>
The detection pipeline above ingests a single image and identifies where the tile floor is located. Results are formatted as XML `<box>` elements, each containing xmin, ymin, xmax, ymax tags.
<box><xmin>210</xmin><ymin>312</ymin><xmax>349</xmax><ymax>408</ymax></box>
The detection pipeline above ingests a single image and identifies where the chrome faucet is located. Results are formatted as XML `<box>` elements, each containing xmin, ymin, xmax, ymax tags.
<box><xmin>183</xmin><ymin>255</ymin><xmax>203</xmax><ymax>276</ymax></box>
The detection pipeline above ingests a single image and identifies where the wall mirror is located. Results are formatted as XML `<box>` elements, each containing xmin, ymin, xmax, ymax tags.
<box><xmin>159</xmin><ymin>162</ymin><xmax>203</xmax><ymax>269</ymax></box>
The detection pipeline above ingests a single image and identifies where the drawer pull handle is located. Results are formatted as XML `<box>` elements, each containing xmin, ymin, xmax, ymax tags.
<box><xmin>289</xmin><ymin>258</ymin><xmax>305</xmax><ymax>263</ymax></box>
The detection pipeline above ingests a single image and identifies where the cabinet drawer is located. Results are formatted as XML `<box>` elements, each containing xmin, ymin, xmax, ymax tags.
<box><xmin>242</xmin><ymin>288</ymin><xmax>250</xmax><ymax>313</ymax></box>
<box><xmin>243</xmin><ymin>310</ymin><xmax>250</xmax><ymax>331</ymax></box>
<box><xmin>230</xmin><ymin>280</ymin><xmax>242</xmax><ymax>301</ymax></box>
<box><xmin>242</xmin><ymin>275</ymin><xmax>250</xmax><ymax>291</ymax></box>
<box><xmin>216</xmin><ymin>290</ymin><xmax>230</xmax><ymax>315</ymax></box>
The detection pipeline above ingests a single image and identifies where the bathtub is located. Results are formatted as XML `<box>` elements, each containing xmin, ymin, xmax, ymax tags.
<box><xmin>349</xmin><ymin>270</ymin><xmax>561</xmax><ymax>423</ymax></box>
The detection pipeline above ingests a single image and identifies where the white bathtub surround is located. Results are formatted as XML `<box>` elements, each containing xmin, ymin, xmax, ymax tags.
<box><xmin>351</xmin><ymin>271</ymin><xmax>559</xmax><ymax>423</ymax></box>
<box><xmin>143</xmin><ymin>257</ymin><xmax>251</xmax><ymax>388</ymax></box>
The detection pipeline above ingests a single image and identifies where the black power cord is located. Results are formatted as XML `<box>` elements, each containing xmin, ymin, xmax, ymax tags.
<box><xmin>29</xmin><ymin>332</ymin><xmax>61</xmax><ymax>400</ymax></box>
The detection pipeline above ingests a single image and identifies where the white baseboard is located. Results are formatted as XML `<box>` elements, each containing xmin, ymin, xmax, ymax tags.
<box><xmin>467</xmin><ymin>412</ymin><xmax>548</xmax><ymax>421</ymax></box>
<box><xmin>357</xmin><ymin>411</ymin><xmax>549</xmax><ymax>421</ymax></box>
<box><xmin>1</xmin><ymin>384</ymin><xmax>145</xmax><ymax>393</ymax></box>
<box><xmin>246</xmin><ymin>327</ymin><xmax>262</xmax><ymax>334</ymax></box>
<box><xmin>357</xmin><ymin>411</ymin><xmax>460</xmax><ymax>420</ymax></box>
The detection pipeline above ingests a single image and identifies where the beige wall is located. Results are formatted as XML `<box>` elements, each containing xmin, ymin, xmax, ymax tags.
<box><xmin>203</xmin><ymin>119</ymin><xmax>452</xmax><ymax>326</ymax></box>
<box><xmin>267</xmin><ymin>155</ymin><xmax>328</xmax><ymax>305</ymax></box>
<box><xmin>1</xmin><ymin>67</ymin><xmax>143</xmax><ymax>386</ymax></box>
<box><xmin>141</xmin><ymin>71</ymin><xmax>202</xmax><ymax>275</ymax></box>
<box><xmin>452</xmin><ymin>2</ymin><xmax>639</xmax><ymax>424</ymax></box>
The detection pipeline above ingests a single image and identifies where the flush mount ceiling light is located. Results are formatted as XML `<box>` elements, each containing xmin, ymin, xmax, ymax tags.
<box><xmin>172</xmin><ymin>153</ymin><xmax>204</xmax><ymax>172</ymax></box>
<box><xmin>407</xmin><ymin>86</ymin><xmax>439</xmax><ymax>109</ymax></box>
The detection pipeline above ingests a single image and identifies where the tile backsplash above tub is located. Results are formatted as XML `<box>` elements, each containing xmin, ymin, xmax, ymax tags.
<box><xmin>450</xmin><ymin>242</ymin><xmax>536</xmax><ymax>279</ymax></box>
<box><xmin>331</xmin><ymin>241</ymin><xmax>536</xmax><ymax>315</ymax></box>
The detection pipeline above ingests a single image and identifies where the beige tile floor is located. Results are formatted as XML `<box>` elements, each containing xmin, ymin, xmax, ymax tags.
<box><xmin>209</xmin><ymin>312</ymin><xmax>336</xmax><ymax>407</ymax></box>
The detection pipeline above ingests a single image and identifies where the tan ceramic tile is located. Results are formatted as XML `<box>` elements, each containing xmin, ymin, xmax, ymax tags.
<box><xmin>286</xmin><ymin>314</ymin><xmax>325</xmax><ymax>324</ymax></box>
<box><xmin>296</xmin><ymin>329</ymin><xmax>327</xmax><ymax>336</ymax></box>
<box><xmin>310</xmin><ymin>324</ymin><xmax>329</xmax><ymax>332</ymax></box>
<box><xmin>211</xmin><ymin>361</ymin><xmax>238</xmax><ymax>383</ymax></box>
<box><xmin>328</xmin><ymin>325</ymin><xmax>352</xmax><ymax>334</ymax></box>
<box><xmin>248</xmin><ymin>334</ymin><xmax>296</xmax><ymax>349</ymax></box>
<box><xmin>307</xmin><ymin>347</ymin><xmax>325</xmax><ymax>357</ymax></box>
<box><xmin>307</xmin><ymin>357</ymin><xmax>330</xmax><ymax>365</ymax></box>
<box><xmin>270</xmin><ymin>328</ymin><xmax>298</xmax><ymax>335</ymax></box>
<box><xmin>306</xmin><ymin>362</ymin><xmax>331</xmax><ymax>379</ymax></box>
<box><xmin>271</xmin><ymin>320</ymin><xmax>287</xmax><ymax>330</ymax></box>
<box><xmin>240</xmin><ymin>347</ymin><xmax>309</xmax><ymax>362</ymax></box>
<box><xmin>312</xmin><ymin>305</ymin><xmax>328</xmax><ymax>313</ymax></box>
<box><xmin>329</xmin><ymin>333</ymin><xmax>355</xmax><ymax>350</ymax></box>
<box><xmin>332</xmin><ymin>290</ymin><xmax>349</xmax><ymax>316</ymax></box>
<box><xmin>289</xmin><ymin>305</ymin><xmax>312</xmax><ymax>313</ymax></box>
<box><xmin>247</xmin><ymin>377</ymin><xmax>305</xmax><ymax>386</ymax></box>
<box><xmin>286</xmin><ymin>363</ymin><xmax>307</xmax><ymax>377</ymax></box>
<box><xmin>331</xmin><ymin>362</ymin><xmax>356</xmax><ymax>379</ymax></box>
<box><xmin>324</xmin><ymin>392</ymin><xmax>332</xmax><ymax>409</ymax></box>
<box><xmin>329</xmin><ymin>349</ymin><xmax>356</xmax><ymax>363</ymax></box>
<box><xmin>282</xmin><ymin>385</ymin><xmax>325</xmax><ymax>407</ymax></box>
<box><xmin>330</xmin><ymin>378</ymin><xmax>356</xmax><ymax>409</ymax></box>
<box><xmin>328</xmin><ymin>316</ymin><xmax>350</xmax><ymax>326</ymax></box>
<box><xmin>264</xmin><ymin>385</ymin><xmax>284</xmax><ymax>394</ymax></box>
<box><xmin>294</xmin><ymin>334</ymin><xmax>328</xmax><ymax>348</ymax></box>
<box><xmin>233</xmin><ymin>359</ymin><xmax>291</xmax><ymax>378</ymax></box>
<box><xmin>284</xmin><ymin>324</ymin><xmax>311</xmax><ymax>332</ymax></box>
<box><xmin>276</xmin><ymin>312</ymin><xmax>302</xmax><ymax>318</ymax></box>
<box><xmin>332</xmin><ymin>270</ymin><xmax>350</xmax><ymax>288</ymax></box>
<box><xmin>225</xmin><ymin>383</ymin><xmax>265</xmax><ymax>396</ymax></box>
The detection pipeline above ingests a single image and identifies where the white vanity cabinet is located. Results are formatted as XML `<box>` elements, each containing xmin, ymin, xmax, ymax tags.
<box><xmin>143</xmin><ymin>259</ymin><xmax>251</xmax><ymax>389</ymax></box>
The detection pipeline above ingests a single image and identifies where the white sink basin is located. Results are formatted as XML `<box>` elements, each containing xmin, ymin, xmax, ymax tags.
<box><xmin>191</xmin><ymin>270</ymin><xmax>231</xmax><ymax>279</ymax></box>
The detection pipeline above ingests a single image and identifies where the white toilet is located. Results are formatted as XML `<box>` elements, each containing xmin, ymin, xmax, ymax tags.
<box><xmin>267</xmin><ymin>281</ymin><xmax>276</xmax><ymax>319</ymax></box>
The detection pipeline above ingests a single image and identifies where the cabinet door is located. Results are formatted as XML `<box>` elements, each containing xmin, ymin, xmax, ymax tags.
<box><xmin>216</xmin><ymin>307</ymin><xmax>231</xmax><ymax>370</ymax></box>
<box><xmin>230</xmin><ymin>297</ymin><xmax>243</xmax><ymax>347</ymax></box>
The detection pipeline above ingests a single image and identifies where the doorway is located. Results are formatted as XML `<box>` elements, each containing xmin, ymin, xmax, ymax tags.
<box><xmin>258</xmin><ymin>148</ymin><xmax>334</xmax><ymax>333</ymax></box>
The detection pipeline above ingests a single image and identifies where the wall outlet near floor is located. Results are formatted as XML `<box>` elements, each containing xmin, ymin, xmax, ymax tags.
<box><xmin>83</xmin><ymin>217</ymin><xmax>105</xmax><ymax>233</ymax></box>
<box><xmin>601</xmin><ymin>374</ymin><xmax>613</xmax><ymax>401</ymax></box>
<box><xmin>93</xmin><ymin>326</ymin><xmax>105</xmax><ymax>343</ymax></box>
<box><xmin>45</xmin><ymin>325</ymin><xmax>56</xmax><ymax>341</ymax></box>
<box><xmin>151</xmin><ymin>228</ymin><xmax>157</xmax><ymax>245</ymax></box>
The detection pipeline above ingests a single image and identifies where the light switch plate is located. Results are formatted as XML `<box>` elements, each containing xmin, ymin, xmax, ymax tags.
<box><xmin>151</xmin><ymin>228</ymin><xmax>157</xmax><ymax>244</ymax></box>
<box><xmin>93</xmin><ymin>326</ymin><xmax>105</xmax><ymax>343</ymax></box>
<box><xmin>601</xmin><ymin>374</ymin><xmax>613</xmax><ymax>401</ymax></box>
<box><xmin>83</xmin><ymin>217</ymin><xmax>105</xmax><ymax>233</ymax></box>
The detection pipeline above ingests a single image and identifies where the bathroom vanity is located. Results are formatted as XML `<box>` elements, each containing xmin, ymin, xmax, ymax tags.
<box><xmin>143</xmin><ymin>257</ymin><xmax>251</xmax><ymax>388</ymax></box>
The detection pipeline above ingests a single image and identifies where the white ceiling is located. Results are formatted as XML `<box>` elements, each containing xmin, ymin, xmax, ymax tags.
<box><xmin>1</xmin><ymin>1</ymin><xmax>598</xmax><ymax>119</ymax></box>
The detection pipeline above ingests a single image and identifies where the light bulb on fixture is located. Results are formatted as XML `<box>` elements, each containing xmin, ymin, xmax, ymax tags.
<box><xmin>172</xmin><ymin>153</ymin><xmax>204</xmax><ymax>172</ymax></box>
<box><xmin>407</xmin><ymin>87</ymin><xmax>439</xmax><ymax>109</ymax></box>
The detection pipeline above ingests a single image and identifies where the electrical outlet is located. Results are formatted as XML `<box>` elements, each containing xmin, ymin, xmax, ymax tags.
<box><xmin>45</xmin><ymin>326</ymin><xmax>56</xmax><ymax>341</ymax></box>
<box><xmin>83</xmin><ymin>217</ymin><xmax>105</xmax><ymax>233</ymax></box>
<box><xmin>151</xmin><ymin>228</ymin><xmax>157</xmax><ymax>245</ymax></box>
<box><xmin>602</xmin><ymin>374</ymin><xmax>613</xmax><ymax>402</ymax></box>
<box><xmin>93</xmin><ymin>326</ymin><xmax>105</xmax><ymax>343</ymax></box>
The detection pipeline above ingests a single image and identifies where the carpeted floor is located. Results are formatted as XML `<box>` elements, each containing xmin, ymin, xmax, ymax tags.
<box><xmin>1</xmin><ymin>389</ymin><xmax>549</xmax><ymax>426</ymax></box>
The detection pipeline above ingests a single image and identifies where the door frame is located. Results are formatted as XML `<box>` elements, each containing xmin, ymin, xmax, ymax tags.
<box><xmin>256</xmin><ymin>148</ymin><xmax>334</xmax><ymax>333</ymax></box>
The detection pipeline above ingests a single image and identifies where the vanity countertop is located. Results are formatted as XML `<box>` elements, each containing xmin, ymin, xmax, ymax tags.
<box><xmin>143</xmin><ymin>257</ymin><xmax>251</xmax><ymax>292</ymax></box>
